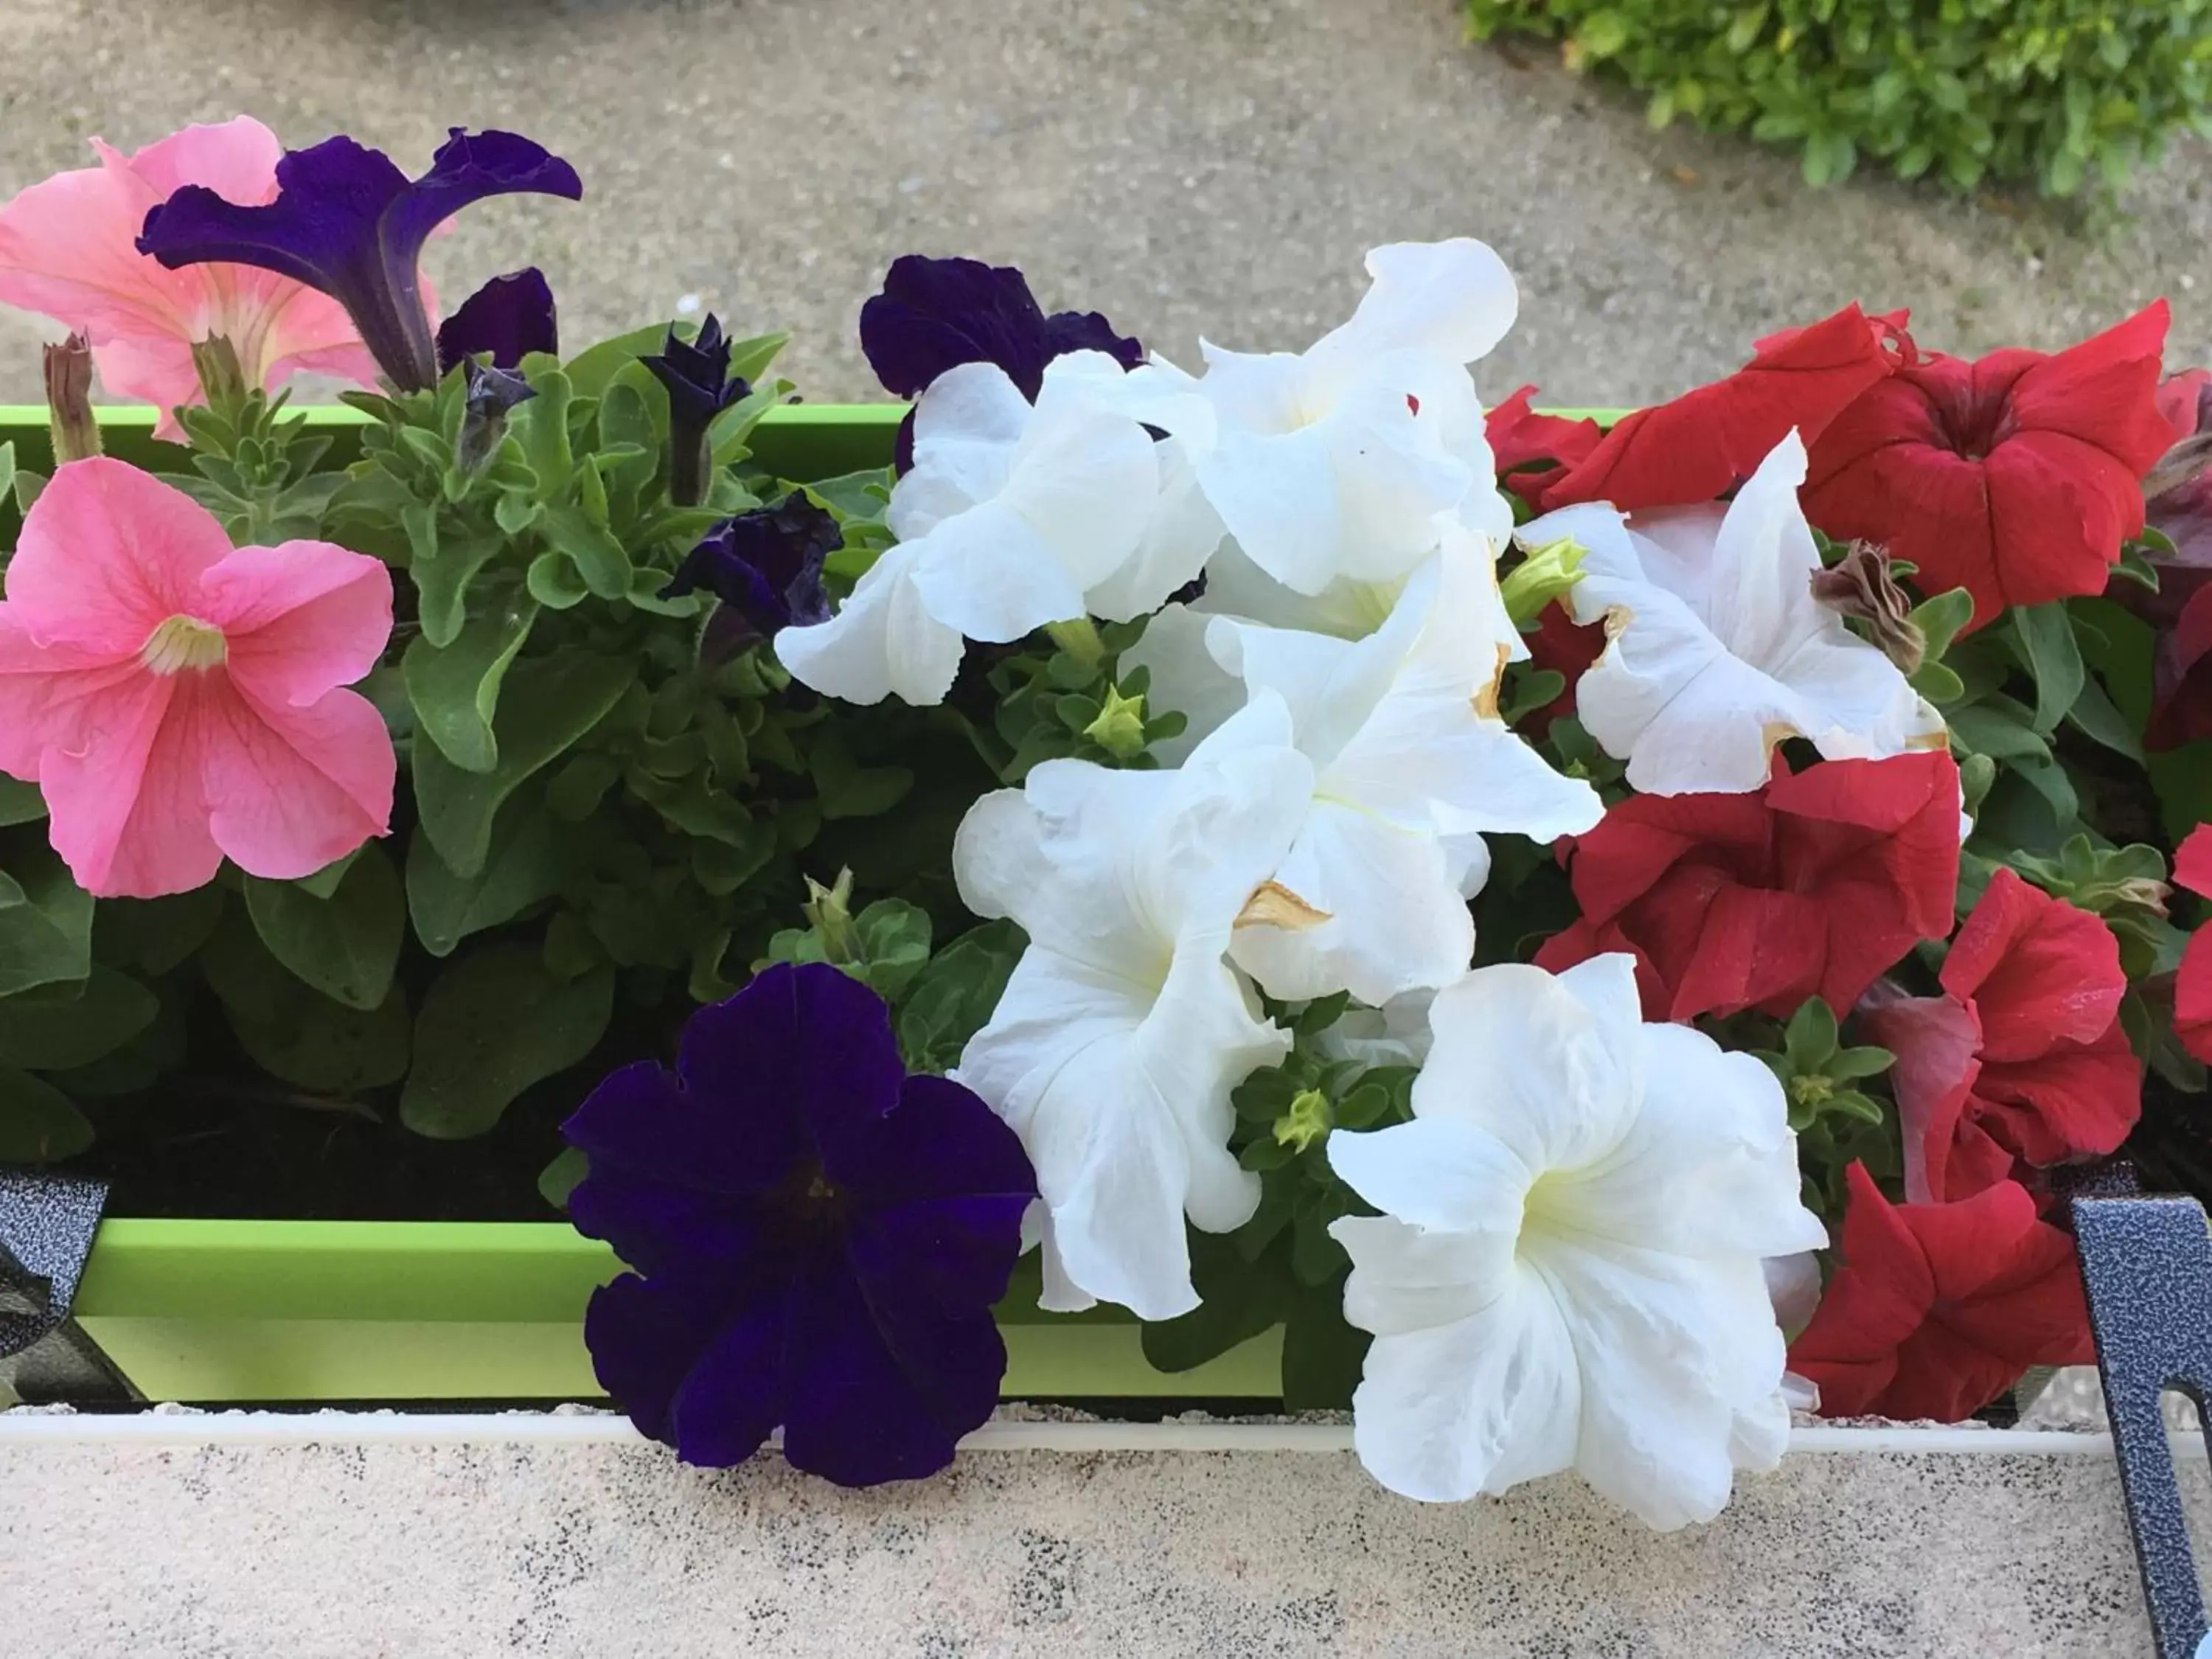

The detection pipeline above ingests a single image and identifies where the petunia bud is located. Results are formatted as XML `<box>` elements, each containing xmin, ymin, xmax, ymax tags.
<box><xmin>1082</xmin><ymin>684</ymin><xmax>1148</xmax><ymax>760</ymax></box>
<box><xmin>642</xmin><ymin>315</ymin><xmax>748</xmax><ymax>507</ymax></box>
<box><xmin>1810</xmin><ymin>540</ymin><xmax>1924</xmax><ymax>674</ymax></box>
<box><xmin>1272</xmin><ymin>1086</ymin><xmax>1332</xmax><ymax>1155</ymax></box>
<box><xmin>189</xmin><ymin>335</ymin><xmax>248</xmax><ymax>413</ymax></box>
<box><xmin>43</xmin><ymin>333</ymin><xmax>100</xmax><ymax>463</ymax></box>
<box><xmin>799</xmin><ymin>869</ymin><xmax>863</xmax><ymax>966</ymax></box>
<box><xmin>1500</xmin><ymin>535</ymin><xmax>1587</xmax><ymax>627</ymax></box>
<box><xmin>456</xmin><ymin>358</ymin><xmax>536</xmax><ymax>476</ymax></box>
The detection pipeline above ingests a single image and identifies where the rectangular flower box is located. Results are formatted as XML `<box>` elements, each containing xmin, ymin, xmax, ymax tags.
<box><xmin>5</xmin><ymin>401</ymin><xmax>1287</xmax><ymax>1408</ymax></box>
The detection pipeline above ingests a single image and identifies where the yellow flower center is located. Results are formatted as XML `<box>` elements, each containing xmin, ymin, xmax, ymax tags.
<box><xmin>139</xmin><ymin>614</ymin><xmax>228</xmax><ymax>676</ymax></box>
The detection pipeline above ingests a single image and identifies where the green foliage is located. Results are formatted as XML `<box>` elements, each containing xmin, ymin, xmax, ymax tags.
<box><xmin>1467</xmin><ymin>0</ymin><xmax>2212</xmax><ymax>195</ymax></box>
<box><xmin>1752</xmin><ymin>998</ymin><xmax>1897</xmax><ymax>1217</ymax></box>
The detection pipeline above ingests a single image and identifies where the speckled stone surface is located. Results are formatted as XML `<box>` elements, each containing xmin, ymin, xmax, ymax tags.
<box><xmin>2</xmin><ymin>1425</ymin><xmax>2207</xmax><ymax>1656</ymax></box>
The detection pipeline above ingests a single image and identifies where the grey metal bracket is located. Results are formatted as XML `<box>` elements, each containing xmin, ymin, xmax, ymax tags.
<box><xmin>0</xmin><ymin>1168</ymin><xmax>139</xmax><ymax>1405</ymax></box>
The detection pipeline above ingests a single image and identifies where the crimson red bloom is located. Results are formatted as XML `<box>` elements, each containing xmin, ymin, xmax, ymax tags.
<box><xmin>1534</xmin><ymin>751</ymin><xmax>1960</xmax><ymax>1023</ymax></box>
<box><xmin>2171</xmin><ymin>826</ymin><xmax>2212</xmax><ymax>1063</ymax></box>
<box><xmin>1790</xmin><ymin>1163</ymin><xmax>2095</xmax><ymax>1422</ymax></box>
<box><xmin>1536</xmin><ymin>303</ymin><xmax>1899</xmax><ymax>513</ymax></box>
<box><xmin>1859</xmin><ymin>867</ymin><xmax>2138</xmax><ymax>1205</ymax></box>
<box><xmin>1484</xmin><ymin>385</ymin><xmax>1601</xmax><ymax>506</ymax></box>
<box><xmin>1803</xmin><ymin>303</ymin><xmax>2174</xmax><ymax>633</ymax></box>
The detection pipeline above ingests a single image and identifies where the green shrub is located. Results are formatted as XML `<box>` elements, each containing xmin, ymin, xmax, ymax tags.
<box><xmin>1467</xmin><ymin>0</ymin><xmax>2212</xmax><ymax>194</ymax></box>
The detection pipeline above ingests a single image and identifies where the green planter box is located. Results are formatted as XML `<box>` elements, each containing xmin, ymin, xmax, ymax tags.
<box><xmin>2</xmin><ymin>401</ymin><xmax>1282</xmax><ymax>1406</ymax></box>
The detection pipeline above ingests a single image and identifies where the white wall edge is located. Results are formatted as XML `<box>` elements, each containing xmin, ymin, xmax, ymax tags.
<box><xmin>0</xmin><ymin>1411</ymin><xmax>2172</xmax><ymax>1457</ymax></box>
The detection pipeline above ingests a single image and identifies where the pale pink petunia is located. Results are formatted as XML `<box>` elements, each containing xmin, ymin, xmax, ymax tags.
<box><xmin>0</xmin><ymin>458</ymin><xmax>395</xmax><ymax>898</ymax></box>
<box><xmin>0</xmin><ymin>118</ymin><xmax>380</xmax><ymax>437</ymax></box>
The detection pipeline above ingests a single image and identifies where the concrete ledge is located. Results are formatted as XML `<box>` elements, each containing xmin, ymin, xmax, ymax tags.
<box><xmin>1</xmin><ymin>1412</ymin><xmax>2202</xmax><ymax>1656</ymax></box>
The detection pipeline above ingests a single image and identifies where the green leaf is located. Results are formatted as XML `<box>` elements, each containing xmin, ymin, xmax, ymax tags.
<box><xmin>525</xmin><ymin>549</ymin><xmax>591</xmax><ymax>609</ymax></box>
<box><xmin>414</xmin><ymin>652</ymin><xmax>637</xmax><ymax>877</ymax></box>
<box><xmin>0</xmin><ymin>1066</ymin><xmax>91</xmax><ymax>1163</ymax></box>
<box><xmin>403</xmin><ymin>600</ymin><xmax>540</xmax><ymax>773</ymax></box>
<box><xmin>2009</xmin><ymin>602</ymin><xmax>2085</xmax><ymax>734</ymax></box>
<box><xmin>896</xmin><ymin>920</ymin><xmax>1025</xmax><ymax>1074</ymax></box>
<box><xmin>1141</xmin><ymin>1231</ymin><xmax>1287</xmax><ymax>1374</ymax></box>
<box><xmin>561</xmin><ymin>326</ymin><xmax>672</xmax><ymax>399</ymax></box>
<box><xmin>724</xmin><ymin>330</ymin><xmax>790</xmax><ymax>389</ymax></box>
<box><xmin>1949</xmin><ymin>698</ymin><xmax>2051</xmax><ymax>763</ymax></box>
<box><xmin>93</xmin><ymin>886</ymin><xmax>225</xmax><ymax>977</ymax></box>
<box><xmin>404</xmin><ymin>507</ymin><xmax>504</xmax><ymax>650</ymax></box>
<box><xmin>512</xmin><ymin>365</ymin><xmax>574</xmax><ymax>489</ymax></box>
<box><xmin>538</xmin><ymin>503</ymin><xmax>632</xmax><ymax>599</ymax></box>
<box><xmin>2064</xmin><ymin>672</ymin><xmax>2144</xmax><ymax>763</ymax></box>
<box><xmin>810</xmin><ymin>731</ymin><xmax>915</xmax><ymax>820</ymax></box>
<box><xmin>293</xmin><ymin>849</ymin><xmax>361</xmax><ymax>902</ymax></box>
<box><xmin>200</xmin><ymin>908</ymin><xmax>410</xmax><ymax>1093</ymax></box>
<box><xmin>0</xmin><ymin>778</ymin><xmax>46</xmax><ymax>826</ymax></box>
<box><xmin>0</xmin><ymin>846</ymin><xmax>93</xmax><ymax>997</ymax></box>
<box><xmin>406</xmin><ymin>807</ymin><xmax>566</xmax><ymax>957</ymax></box>
<box><xmin>538</xmin><ymin>1146</ymin><xmax>588</xmax><ymax>1212</ymax></box>
<box><xmin>1910</xmin><ymin>588</ymin><xmax>1978</xmax><ymax>663</ymax></box>
<box><xmin>1280</xmin><ymin>1279</ymin><xmax>1368</xmax><ymax>1411</ymax></box>
<box><xmin>1784</xmin><ymin>996</ymin><xmax>1840</xmax><ymax>1065</ymax></box>
<box><xmin>400</xmin><ymin>945</ymin><xmax>615</xmax><ymax>1138</ymax></box>
<box><xmin>0</xmin><ymin>967</ymin><xmax>159</xmax><ymax>1071</ymax></box>
<box><xmin>242</xmin><ymin>845</ymin><xmax>405</xmax><ymax>1011</ymax></box>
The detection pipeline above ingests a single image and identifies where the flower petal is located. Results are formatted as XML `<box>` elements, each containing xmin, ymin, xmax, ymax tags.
<box><xmin>198</xmin><ymin>540</ymin><xmax>393</xmax><ymax>703</ymax></box>
<box><xmin>36</xmin><ymin>665</ymin><xmax>214</xmax><ymax>898</ymax></box>
<box><xmin>10</xmin><ymin>458</ymin><xmax>231</xmax><ymax>651</ymax></box>
<box><xmin>201</xmin><ymin>678</ymin><xmax>394</xmax><ymax>880</ymax></box>
<box><xmin>1337</xmin><ymin>1232</ymin><xmax>1581</xmax><ymax>1503</ymax></box>
<box><xmin>773</xmin><ymin>541</ymin><xmax>967</xmax><ymax>707</ymax></box>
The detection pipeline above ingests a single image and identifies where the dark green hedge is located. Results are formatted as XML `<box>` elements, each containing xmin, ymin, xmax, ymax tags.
<box><xmin>1468</xmin><ymin>0</ymin><xmax>2212</xmax><ymax>194</ymax></box>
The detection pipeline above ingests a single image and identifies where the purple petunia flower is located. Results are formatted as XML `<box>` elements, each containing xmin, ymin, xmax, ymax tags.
<box><xmin>641</xmin><ymin>313</ymin><xmax>750</xmax><ymax>506</ymax></box>
<box><xmin>562</xmin><ymin>962</ymin><xmax>1036</xmax><ymax>1486</ymax></box>
<box><xmin>859</xmin><ymin>254</ymin><xmax>1143</xmax><ymax>470</ymax></box>
<box><xmin>662</xmin><ymin>496</ymin><xmax>840</xmax><ymax>650</ymax></box>
<box><xmin>137</xmin><ymin>128</ymin><xmax>582</xmax><ymax>394</ymax></box>
<box><xmin>437</xmin><ymin>268</ymin><xmax>560</xmax><ymax>373</ymax></box>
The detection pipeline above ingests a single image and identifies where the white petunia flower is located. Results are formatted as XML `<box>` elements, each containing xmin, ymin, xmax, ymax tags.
<box><xmin>774</xmin><ymin>351</ymin><xmax>1165</xmax><ymax>706</ymax></box>
<box><xmin>1188</xmin><ymin>521</ymin><xmax>1603</xmax><ymax>1004</ymax></box>
<box><xmin>1144</xmin><ymin>240</ymin><xmax>1520</xmax><ymax>597</ymax></box>
<box><xmin>1327</xmin><ymin>955</ymin><xmax>1829</xmax><ymax>1529</ymax></box>
<box><xmin>950</xmin><ymin>698</ymin><xmax>1315</xmax><ymax>1319</ymax></box>
<box><xmin>1518</xmin><ymin>431</ymin><xmax>1944</xmax><ymax>795</ymax></box>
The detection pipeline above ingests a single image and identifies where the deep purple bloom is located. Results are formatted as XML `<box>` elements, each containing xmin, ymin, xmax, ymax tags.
<box><xmin>642</xmin><ymin>315</ymin><xmax>750</xmax><ymax>505</ymax></box>
<box><xmin>663</xmin><ymin>496</ymin><xmax>840</xmax><ymax>650</ymax></box>
<box><xmin>137</xmin><ymin>128</ymin><xmax>582</xmax><ymax>395</ymax></box>
<box><xmin>860</xmin><ymin>255</ymin><xmax>1143</xmax><ymax>470</ymax></box>
<box><xmin>563</xmin><ymin>963</ymin><xmax>1035</xmax><ymax>1486</ymax></box>
<box><xmin>437</xmin><ymin>268</ymin><xmax>560</xmax><ymax>373</ymax></box>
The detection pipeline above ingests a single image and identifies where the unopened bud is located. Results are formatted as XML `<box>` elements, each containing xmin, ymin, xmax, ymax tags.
<box><xmin>800</xmin><ymin>869</ymin><xmax>861</xmax><ymax>964</ymax></box>
<box><xmin>1084</xmin><ymin>684</ymin><xmax>1149</xmax><ymax>760</ymax></box>
<box><xmin>1501</xmin><ymin>537</ymin><xmax>1587</xmax><ymax>627</ymax></box>
<box><xmin>189</xmin><ymin>335</ymin><xmax>248</xmax><ymax>411</ymax></box>
<box><xmin>1273</xmin><ymin>1087</ymin><xmax>1332</xmax><ymax>1154</ymax></box>
<box><xmin>457</xmin><ymin>359</ymin><xmax>535</xmax><ymax>476</ymax></box>
<box><xmin>43</xmin><ymin>333</ymin><xmax>100</xmax><ymax>463</ymax></box>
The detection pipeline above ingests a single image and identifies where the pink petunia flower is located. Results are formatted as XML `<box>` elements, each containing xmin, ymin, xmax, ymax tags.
<box><xmin>0</xmin><ymin>118</ymin><xmax>380</xmax><ymax>437</ymax></box>
<box><xmin>0</xmin><ymin>459</ymin><xmax>395</xmax><ymax>898</ymax></box>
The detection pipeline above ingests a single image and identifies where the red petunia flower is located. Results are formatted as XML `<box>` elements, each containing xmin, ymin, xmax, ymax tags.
<box><xmin>1789</xmin><ymin>1163</ymin><xmax>2095</xmax><ymax>1422</ymax></box>
<box><xmin>1485</xmin><ymin>385</ymin><xmax>1602</xmax><ymax>506</ymax></box>
<box><xmin>1803</xmin><ymin>303</ymin><xmax>2174</xmax><ymax>633</ymax></box>
<box><xmin>2171</xmin><ymin>826</ymin><xmax>2212</xmax><ymax>1063</ymax></box>
<box><xmin>1537</xmin><ymin>303</ymin><xmax>1901</xmax><ymax>514</ymax></box>
<box><xmin>1534</xmin><ymin>751</ymin><xmax>1960</xmax><ymax>1023</ymax></box>
<box><xmin>1859</xmin><ymin>867</ymin><xmax>2139</xmax><ymax>1205</ymax></box>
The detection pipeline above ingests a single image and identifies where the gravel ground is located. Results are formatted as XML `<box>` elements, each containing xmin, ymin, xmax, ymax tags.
<box><xmin>0</xmin><ymin>0</ymin><xmax>2208</xmax><ymax>412</ymax></box>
